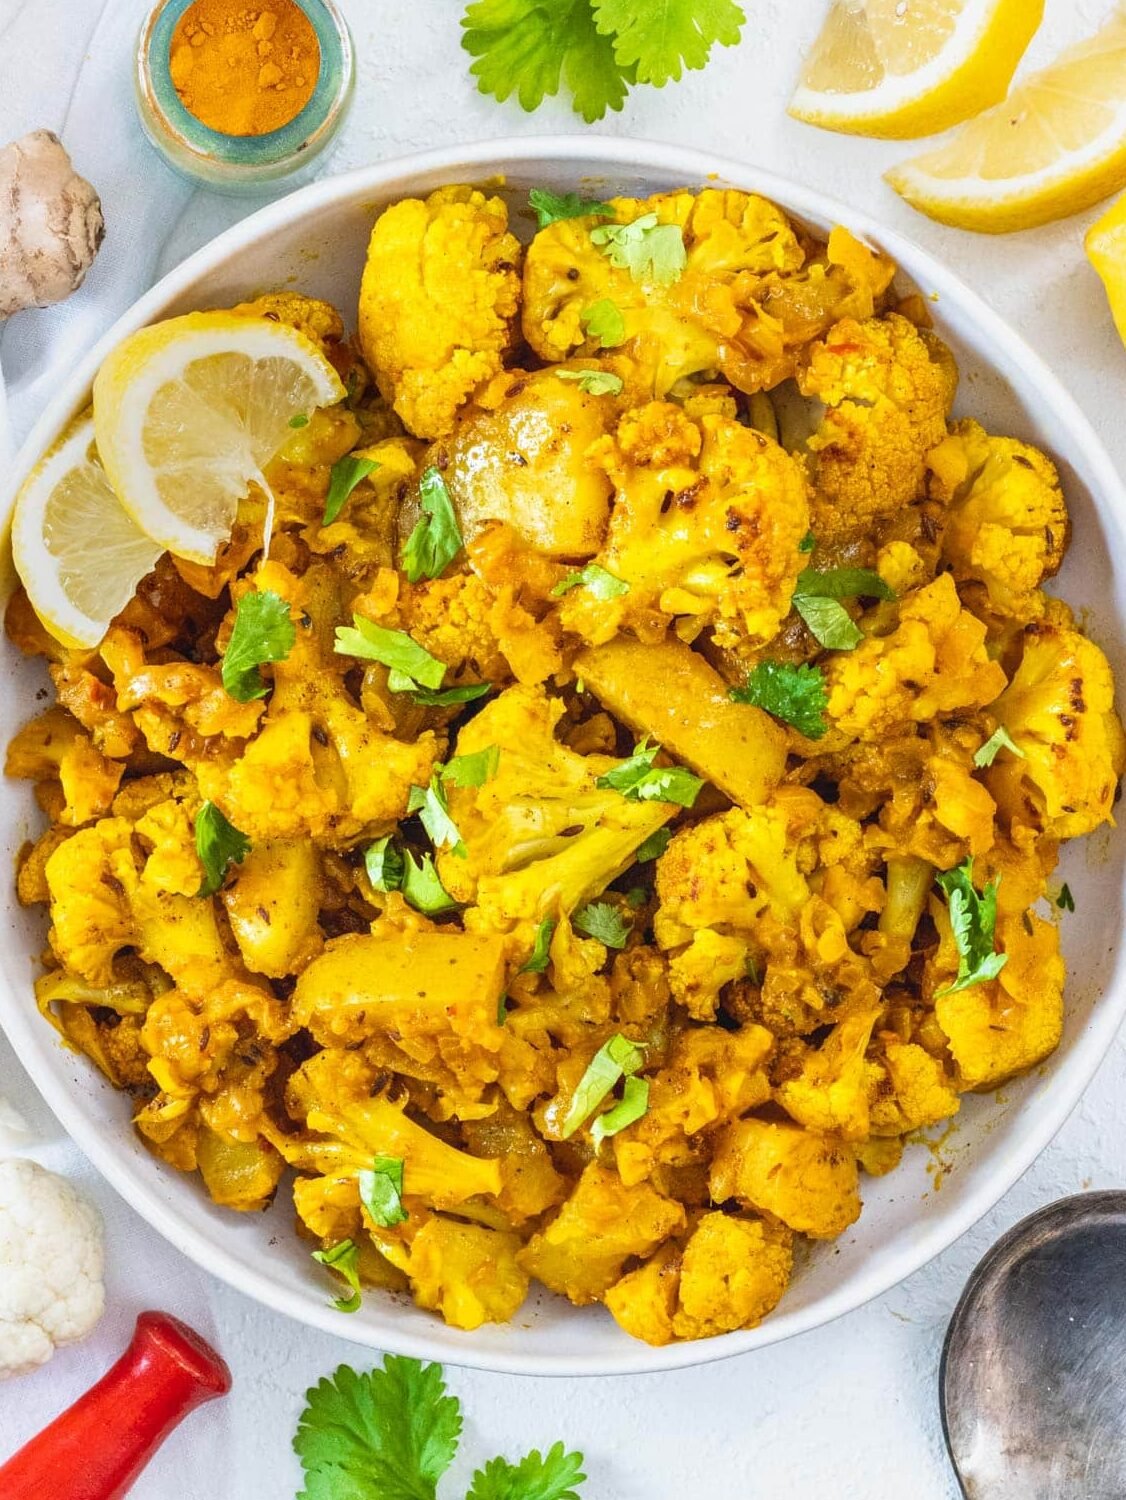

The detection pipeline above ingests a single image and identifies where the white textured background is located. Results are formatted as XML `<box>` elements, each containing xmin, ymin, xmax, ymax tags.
<box><xmin>1</xmin><ymin>1</ymin><xmax>1125</xmax><ymax>1496</ymax></box>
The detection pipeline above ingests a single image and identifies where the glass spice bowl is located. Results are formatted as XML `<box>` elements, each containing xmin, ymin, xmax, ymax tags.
<box><xmin>134</xmin><ymin>0</ymin><xmax>354</xmax><ymax>194</ymax></box>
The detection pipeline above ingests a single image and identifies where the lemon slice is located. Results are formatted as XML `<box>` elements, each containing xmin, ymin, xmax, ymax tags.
<box><xmin>1086</xmin><ymin>191</ymin><xmax>1126</xmax><ymax>344</ymax></box>
<box><xmin>887</xmin><ymin>10</ymin><xmax>1126</xmax><ymax>232</ymax></box>
<box><xmin>11</xmin><ymin>415</ymin><xmax>163</xmax><ymax>649</ymax></box>
<box><xmin>789</xmin><ymin>0</ymin><xmax>1043</xmax><ymax>140</ymax></box>
<box><xmin>93</xmin><ymin>311</ymin><xmax>344</xmax><ymax>564</ymax></box>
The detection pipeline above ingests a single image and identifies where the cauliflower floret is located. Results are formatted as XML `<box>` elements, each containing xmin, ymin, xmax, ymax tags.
<box><xmin>868</xmin><ymin>1039</ymin><xmax>960</xmax><ymax>1136</ymax></box>
<box><xmin>710</xmin><ymin>1117</ymin><xmax>860</xmax><ymax>1240</ymax></box>
<box><xmin>559</xmin><ymin>402</ymin><xmax>810</xmax><ymax>651</ymax></box>
<box><xmin>358</xmin><ymin>185</ymin><xmax>522</xmax><ymax>439</ymax></box>
<box><xmin>44</xmin><ymin>818</ymin><xmax>139</xmax><ymax>985</ymax></box>
<box><xmin>517</xmin><ymin>1162</ymin><xmax>686</xmax><ymax>1305</ymax></box>
<box><xmin>671</xmin><ymin>1212</ymin><xmax>793</xmax><ymax>1341</ymax></box>
<box><xmin>438</xmin><ymin>685</ymin><xmax>675</xmax><ymax>942</ymax></box>
<box><xmin>933</xmin><ymin>911</ymin><xmax>1064</xmax><ymax>1090</ymax></box>
<box><xmin>523</xmin><ymin>189</ymin><xmax>894</xmax><ymax>399</ymax></box>
<box><xmin>986</xmin><ymin>623</ymin><xmax>1125</xmax><ymax>842</ymax></box>
<box><xmin>798</xmin><ymin>312</ymin><xmax>957</xmax><ymax>539</ymax></box>
<box><xmin>407</xmin><ymin>1218</ymin><xmax>529</xmax><ymax>1331</ymax></box>
<box><xmin>0</xmin><ymin>1159</ymin><xmax>104</xmax><ymax>1380</ymax></box>
<box><xmin>5</xmin><ymin>706</ymin><xmax>123</xmax><ymax>827</ymax></box>
<box><xmin>394</xmin><ymin>570</ymin><xmax>562</xmax><ymax>691</ymax></box>
<box><xmin>775</xmin><ymin>1006</ymin><xmax>881</xmax><ymax>1141</ymax></box>
<box><xmin>929</xmin><ymin>419</ymin><xmax>1068</xmax><ymax>619</ymax></box>
<box><xmin>825</xmin><ymin>574</ymin><xmax>1008</xmax><ymax>739</ymax></box>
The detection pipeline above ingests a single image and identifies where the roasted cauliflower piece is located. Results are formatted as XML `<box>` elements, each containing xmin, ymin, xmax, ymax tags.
<box><xmin>6</xmin><ymin>707</ymin><xmax>123</xmax><ymax>828</ymax></box>
<box><xmin>986</xmin><ymin>623</ymin><xmax>1125</xmax><ymax>842</ymax></box>
<box><xmin>929</xmin><ymin>419</ymin><xmax>1068</xmax><ymax>620</ymax></box>
<box><xmin>710</xmin><ymin>1117</ymin><xmax>860</xmax><ymax>1240</ymax></box>
<box><xmin>868</xmin><ymin>1039</ymin><xmax>960</xmax><ymax>1137</ymax></box>
<box><xmin>776</xmin><ymin>1006</ymin><xmax>881</xmax><ymax>1141</ymax></box>
<box><xmin>559</xmin><ymin>401</ymin><xmax>810</xmax><ymax>650</ymax></box>
<box><xmin>798</xmin><ymin>312</ymin><xmax>957</xmax><ymax>539</ymax></box>
<box><xmin>523</xmin><ymin>189</ymin><xmax>894</xmax><ymax>399</ymax></box>
<box><xmin>407</xmin><ymin>1218</ymin><xmax>529</xmax><ymax>1331</ymax></box>
<box><xmin>825</xmin><ymin>574</ymin><xmax>1008</xmax><ymax>740</ymax></box>
<box><xmin>358</xmin><ymin>185</ymin><xmax>522</xmax><ymax>438</ymax></box>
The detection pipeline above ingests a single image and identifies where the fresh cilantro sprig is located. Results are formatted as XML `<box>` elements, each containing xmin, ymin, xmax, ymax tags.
<box><xmin>551</xmin><ymin>563</ymin><xmax>629</xmax><ymax>600</ymax></box>
<box><xmin>561</xmin><ymin>1032</ymin><xmax>646</xmax><ymax>1139</ymax></box>
<box><xmin>731</xmin><ymin>661</ymin><xmax>828</xmax><ymax>740</ymax></box>
<box><xmin>791</xmin><ymin>567</ymin><xmax>894</xmax><ymax>652</ymax></box>
<box><xmin>574</xmin><ymin>900</ymin><xmax>631</xmax><ymax>949</ymax></box>
<box><xmin>324</xmin><ymin>454</ymin><xmax>378</xmax><ymax>526</ymax></box>
<box><xmin>555</xmin><ymin>369</ymin><xmax>624</xmax><ymax>396</ymax></box>
<box><xmin>935</xmin><ymin>858</ymin><xmax>1008</xmax><ymax>997</ymax></box>
<box><xmin>221</xmin><ymin>589</ymin><xmax>296</xmax><ymax>702</ymax></box>
<box><xmin>195</xmin><ymin>802</ymin><xmax>250</xmax><ymax>897</ymax></box>
<box><xmin>402</xmin><ymin>466</ymin><xmax>464</xmax><ymax>584</ymax></box>
<box><xmin>591</xmin><ymin>214</ymin><xmax>686</xmax><ymax>285</ymax></box>
<box><xmin>597</xmin><ymin>740</ymin><xmax>703</xmax><ymax>807</ymax></box>
<box><xmin>294</xmin><ymin>1356</ymin><xmax>585</xmax><ymax>1500</ymax></box>
<box><xmin>974</xmin><ymin>726</ymin><xmax>1025</xmax><ymax>768</ymax></box>
<box><xmin>359</xmin><ymin>1155</ymin><xmax>408</xmax><ymax>1229</ymax></box>
<box><xmin>462</xmin><ymin>0</ymin><xmax>746</xmax><ymax>123</ymax></box>
<box><xmin>528</xmin><ymin>188</ymin><xmax>613</xmax><ymax>227</ymax></box>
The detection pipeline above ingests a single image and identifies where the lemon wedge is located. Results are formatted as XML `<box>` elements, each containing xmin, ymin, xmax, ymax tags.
<box><xmin>1086</xmin><ymin>191</ymin><xmax>1126</xmax><ymax>345</ymax></box>
<box><xmin>789</xmin><ymin>0</ymin><xmax>1043</xmax><ymax>140</ymax></box>
<box><xmin>11</xmin><ymin>415</ymin><xmax>163</xmax><ymax>649</ymax></box>
<box><xmin>93</xmin><ymin>311</ymin><xmax>344</xmax><ymax>564</ymax></box>
<box><xmin>887</xmin><ymin>9</ymin><xmax>1126</xmax><ymax>232</ymax></box>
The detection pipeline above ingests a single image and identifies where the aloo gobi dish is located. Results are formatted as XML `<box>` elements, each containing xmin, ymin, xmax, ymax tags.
<box><xmin>6</xmin><ymin>183</ymin><xmax>1123</xmax><ymax>1344</ymax></box>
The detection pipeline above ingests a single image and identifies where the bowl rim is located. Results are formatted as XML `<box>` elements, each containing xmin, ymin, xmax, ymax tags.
<box><xmin>4</xmin><ymin>132</ymin><xmax>1126</xmax><ymax>1377</ymax></box>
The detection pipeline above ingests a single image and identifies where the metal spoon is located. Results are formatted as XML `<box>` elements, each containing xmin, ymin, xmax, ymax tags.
<box><xmin>941</xmin><ymin>1191</ymin><xmax>1126</xmax><ymax>1499</ymax></box>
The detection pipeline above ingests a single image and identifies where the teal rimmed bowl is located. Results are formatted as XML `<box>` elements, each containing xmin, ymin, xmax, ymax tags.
<box><xmin>134</xmin><ymin>0</ymin><xmax>354</xmax><ymax>193</ymax></box>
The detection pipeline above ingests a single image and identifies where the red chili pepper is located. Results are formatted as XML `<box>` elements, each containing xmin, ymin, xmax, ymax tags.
<box><xmin>0</xmin><ymin>1311</ymin><xmax>231</xmax><ymax>1500</ymax></box>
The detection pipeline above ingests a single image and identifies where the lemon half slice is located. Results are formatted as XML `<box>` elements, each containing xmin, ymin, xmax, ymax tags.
<box><xmin>789</xmin><ymin>0</ymin><xmax>1043</xmax><ymax>140</ymax></box>
<box><xmin>93</xmin><ymin>311</ymin><xmax>345</xmax><ymax>564</ymax></box>
<box><xmin>887</xmin><ymin>9</ymin><xmax>1126</xmax><ymax>232</ymax></box>
<box><xmin>11</xmin><ymin>415</ymin><xmax>163</xmax><ymax>648</ymax></box>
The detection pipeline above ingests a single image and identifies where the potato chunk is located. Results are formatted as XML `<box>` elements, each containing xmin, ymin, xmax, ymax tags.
<box><xmin>222</xmin><ymin>839</ymin><xmax>322</xmax><ymax>979</ymax></box>
<box><xmin>408</xmin><ymin>1218</ymin><xmax>529</xmax><ymax>1331</ymax></box>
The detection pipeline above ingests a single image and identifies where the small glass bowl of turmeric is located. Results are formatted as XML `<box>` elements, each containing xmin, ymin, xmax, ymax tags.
<box><xmin>135</xmin><ymin>0</ymin><xmax>354</xmax><ymax>193</ymax></box>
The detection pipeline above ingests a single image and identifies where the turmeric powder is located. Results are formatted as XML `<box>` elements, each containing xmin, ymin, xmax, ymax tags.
<box><xmin>169</xmin><ymin>1</ymin><xmax>320</xmax><ymax>138</ymax></box>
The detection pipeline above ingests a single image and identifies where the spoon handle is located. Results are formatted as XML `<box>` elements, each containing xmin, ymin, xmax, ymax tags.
<box><xmin>0</xmin><ymin>1311</ymin><xmax>231</xmax><ymax>1500</ymax></box>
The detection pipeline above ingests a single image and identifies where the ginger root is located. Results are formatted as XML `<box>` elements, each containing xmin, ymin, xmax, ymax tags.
<box><xmin>0</xmin><ymin>130</ymin><xmax>104</xmax><ymax>318</ymax></box>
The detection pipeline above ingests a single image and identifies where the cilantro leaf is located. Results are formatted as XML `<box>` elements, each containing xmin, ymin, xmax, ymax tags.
<box><xmin>195</xmin><ymin>802</ymin><xmax>250</xmax><ymax>897</ymax></box>
<box><xmin>792</xmin><ymin>595</ymin><xmax>862</xmax><ymax>652</ymax></box>
<box><xmin>365</xmin><ymin>836</ymin><xmax>405</xmax><ymax>893</ymax></box>
<box><xmin>324</xmin><ymin>455</ymin><xmax>378</xmax><ymax>526</ymax></box>
<box><xmin>520</xmin><ymin>916</ymin><xmax>557</xmax><ymax>973</ymax></box>
<box><xmin>634</xmin><ymin>826</ymin><xmax>672</xmax><ymax>863</ymax></box>
<box><xmin>401</xmin><ymin>467</ymin><xmax>464</xmax><ymax>584</ymax></box>
<box><xmin>593</xmin><ymin>0</ymin><xmax>745</xmax><ymax>86</ymax></box>
<box><xmin>561</xmin><ymin>1032</ymin><xmax>645</xmax><ymax>1138</ymax></box>
<box><xmin>293</xmin><ymin>1356</ymin><xmax>462</xmax><ymax>1500</ymax></box>
<box><xmin>794</xmin><ymin>566</ymin><xmax>895</xmax><ymax>602</ymax></box>
<box><xmin>730</xmin><ymin>661</ymin><xmax>828</xmax><ymax>740</ymax></box>
<box><xmin>935</xmin><ymin>858</ymin><xmax>1008</xmax><ymax>997</ymax></box>
<box><xmin>462</xmin><ymin>0</ymin><xmax>630</xmax><ymax>123</ymax></box>
<box><xmin>580</xmin><ymin>298</ymin><xmax>626</xmax><ymax>347</ymax></box>
<box><xmin>441</xmin><ymin>746</ymin><xmax>500</xmax><ymax>787</ymax></box>
<box><xmin>596</xmin><ymin>740</ymin><xmax>703</xmax><ymax>807</ymax></box>
<box><xmin>798</xmin><ymin>530</ymin><xmax>816</xmax><ymax>553</ymax></box>
<box><xmin>1058</xmin><ymin>882</ymin><xmax>1075</xmax><ymax>913</ymax></box>
<box><xmin>407</xmin><ymin>681</ymin><xmax>492</xmax><ymax>708</ymax></box>
<box><xmin>334</xmin><ymin>617</ymin><xmax>446</xmax><ymax>689</ymax></box>
<box><xmin>591</xmin><ymin>1074</ymin><xmax>649</xmax><ymax>1150</ymax></box>
<box><xmin>289</xmin><ymin>413</ymin><xmax>310</xmax><ymax>429</ymax></box>
<box><xmin>402</xmin><ymin>851</ymin><xmax>459</xmax><ymax>915</ymax></box>
<box><xmin>221</xmin><ymin>589</ymin><xmax>296</xmax><ymax>702</ymax></box>
<box><xmin>409</xmin><ymin>778</ymin><xmax>466</xmax><ymax>858</ymax></box>
<box><xmin>591</xmin><ymin>213</ymin><xmax>686</xmax><ymax>285</ymax></box>
<box><xmin>529</xmin><ymin>188</ymin><xmax>614</xmax><ymax>227</ymax></box>
<box><xmin>310</xmin><ymin>1240</ymin><xmax>363</xmax><ymax>1314</ymax></box>
<box><xmin>359</xmin><ymin>1155</ymin><xmax>408</xmax><ymax>1228</ymax></box>
<box><xmin>974</xmin><ymin>726</ymin><xmax>1025</xmax><ymax>768</ymax></box>
<box><xmin>467</xmin><ymin>1441</ymin><xmax>587</xmax><ymax>1500</ymax></box>
<box><xmin>551</xmin><ymin>563</ymin><xmax>630</xmax><ymax>599</ymax></box>
<box><xmin>555</xmin><ymin>368</ymin><xmax>624</xmax><ymax>396</ymax></box>
<box><xmin>573</xmin><ymin>900</ymin><xmax>631</xmax><ymax>949</ymax></box>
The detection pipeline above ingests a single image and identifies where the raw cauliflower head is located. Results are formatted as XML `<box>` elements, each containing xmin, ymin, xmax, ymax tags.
<box><xmin>986</xmin><ymin>622</ymin><xmax>1125</xmax><ymax>842</ymax></box>
<box><xmin>0</xmin><ymin>1158</ymin><xmax>104</xmax><ymax>1380</ymax></box>
<box><xmin>358</xmin><ymin>185</ymin><xmax>522</xmax><ymax>439</ymax></box>
<box><xmin>559</xmin><ymin>401</ymin><xmax>810</xmax><ymax>651</ymax></box>
<box><xmin>798</xmin><ymin>312</ymin><xmax>957</xmax><ymax>540</ymax></box>
<box><xmin>522</xmin><ymin>189</ymin><xmax>894</xmax><ymax>402</ymax></box>
<box><xmin>928</xmin><ymin>418</ymin><xmax>1069</xmax><ymax>620</ymax></box>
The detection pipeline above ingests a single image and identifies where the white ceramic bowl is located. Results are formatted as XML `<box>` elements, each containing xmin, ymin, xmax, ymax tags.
<box><xmin>3</xmin><ymin>138</ymin><xmax>1125</xmax><ymax>1377</ymax></box>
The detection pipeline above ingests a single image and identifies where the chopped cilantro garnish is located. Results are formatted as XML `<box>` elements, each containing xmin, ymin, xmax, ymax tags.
<box><xmin>288</xmin><ymin>413</ymin><xmax>309</xmax><ymax>428</ymax></box>
<box><xmin>730</xmin><ymin>661</ymin><xmax>828</xmax><ymax>740</ymax></box>
<box><xmin>324</xmin><ymin>454</ymin><xmax>378</xmax><ymax>526</ymax></box>
<box><xmin>551</xmin><ymin>563</ymin><xmax>630</xmax><ymax>599</ymax></box>
<box><xmin>573</xmin><ymin>900</ymin><xmax>631</xmax><ymax>949</ymax></box>
<box><xmin>195</xmin><ymin>802</ymin><xmax>250</xmax><ymax>897</ymax></box>
<box><xmin>409</xmin><ymin>777</ymin><xmax>466</xmax><ymax>858</ymax></box>
<box><xmin>527</xmin><ymin>187</ymin><xmax>614</xmax><ymax>226</ymax></box>
<box><xmin>555</xmin><ymin>368</ymin><xmax>624</xmax><ymax>396</ymax></box>
<box><xmin>407</xmin><ymin>681</ymin><xmax>492</xmax><ymax>708</ymax></box>
<box><xmin>333</xmin><ymin>616</ymin><xmax>446</xmax><ymax>688</ymax></box>
<box><xmin>401</xmin><ymin>466</ymin><xmax>464</xmax><ymax>584</ymax></box>
<box><xmin>561</xmin><ymin>1032</ymin><xmax>646</xmax><ymax>1139</ymax></box>
<box><xmin>441</xmin><ymin>746</ymin><xmax>500</xmax><ymax>788</ymax></box>
<box><xmin>402</xmin><ymin>851</ymin><xmax>459</xmax><ymax>914</ymax></box>
<box><xmin>591</xmin><ymin>213</ymin><xmax>686</xmax><ymax>285</ymax></box>
<box><xmin>311</xmin><ymin>1240</ymin><xmax>363</xmax><ymax>1313</ymax></box>
<box><xmin>597</xmin><ymin>739</ymin><xmax>703</xmax><ymax>807</ymax></box>
<box><xmin>798</xmin><ymin>530</ymin><xmax>816</xmax><ymax>553</ymax></box>
<box><xmin>1058</xmin><ymin>882</ymin><xmax>1075</xmax><ymax>913</ymax></box>
<box><xmin>590</xmin><ymin>1073</ymin><xmax>649</xmax><ymax>1150</ymax></box>
<box><xmin>520</xmin><ymin>916</ymin><xmax>557</xmax><ymax>974</ymax></box>
<box><xmin>221</xmin><ymin>589</ymin><xmax>295</xmax><ymax>702</ymax></box>
<box><xmin>935</xmin><ymin>858</ymin><xmax>1008</xmax><ymax>997</ymax></box>
<box><xmin>634</xmin><ymin>827</ymin><xmax>672</xmax><ymax>863</ymax></box>
<box><xmin>580</xmin><ymin>298</ymin><xmax>626</xmax><ymax>347</ymax></box>
<box><xmin>974</xmin><ymin>726</ymin><xmax>1025</xmax><ymax>768</ymax></box>
<box><xmin>790</xmin><ymin>567</ymin><xmax>893</xmax><ymax>652</ymax></box>
<box><xmin>358</xmin><ymin>1156</ymin><xmax>408</xmax><ymax>1229</ymax></box>
<box><xmin>792</xmin><ymin>595</ymin><xmax>862</xmax><ymax>651</ymax></box>
<box><xmin>364</xmin><ymin>837</ymin><xmax>405</xmax><ymax>894</ymax></box>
